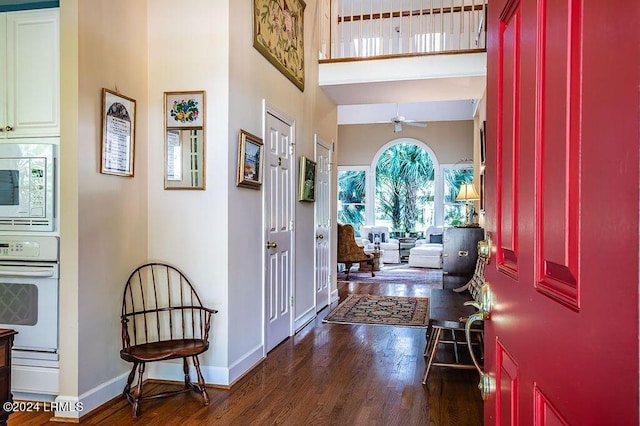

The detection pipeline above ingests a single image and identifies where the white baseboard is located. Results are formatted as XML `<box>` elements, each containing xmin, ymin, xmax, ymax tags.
<box><xmin>148</xmin><ymin>361</ymin><xmax>230</xmax><ymax>386</ymax></box>
<box><xmin>74</xmin><ymin>371</ymin><xmax>129</xmax><ymax>416</ymax></box>
<box><xmin>53</xmin><ymin>395</ymin><xmax>83</xmax><ymax>419</ymax></box>
<box><xmin>228</xmin><ymin>344</ymin><xmax>264</xmax><ymax>384</ymax></box>
<box><xmin>294</xmin><ymin>306</ymin><xmax>316</xmax><ymax>332</ymax></box>
<box><xmin>330</xmin><ymin>289</ymin><xmax>339</xmax><ymax>304</ymax></box>
<box><xmin>147</xmin><ymin>344</ymin><xmax>264</xmax><ymax>387</ymax></box>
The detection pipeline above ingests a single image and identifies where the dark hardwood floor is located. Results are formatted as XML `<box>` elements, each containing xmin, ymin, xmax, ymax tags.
<box><xmin>9</xmin><ymin>276</ymin><xmax>483</xmax><ymax>425</ymax></box>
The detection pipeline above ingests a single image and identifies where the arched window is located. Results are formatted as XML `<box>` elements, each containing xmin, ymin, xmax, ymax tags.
<box><xmin>338</xmin><ymin>138</ymin><xmax>475</xmax><ymax>235</ymax></box>
<box><xmin>373</xmin><ymin>141</ymin><xmax>437</xmax><ymax>235</ymax></box>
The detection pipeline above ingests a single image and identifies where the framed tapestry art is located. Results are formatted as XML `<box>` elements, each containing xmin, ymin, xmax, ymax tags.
<box><xmin>101</xmin><ymin>88</ymin><xmax>136</xmax><ymax>177</ymax></box>
<box><xmin>253</xmin><ymin>0</ymin><xmax>306</xmax><ymax>91</ymax></box>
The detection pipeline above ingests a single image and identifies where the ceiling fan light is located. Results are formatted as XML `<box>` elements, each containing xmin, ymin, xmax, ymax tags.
<box><xmin>394</xmin><ymin>122</ymin><xmax>402</xmax><ymax>133</ymax></box>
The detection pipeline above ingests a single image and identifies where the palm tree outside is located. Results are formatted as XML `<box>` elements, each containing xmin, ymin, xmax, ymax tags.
<box><xmin>375</xmin><ymin>143</ymin><xmax>435</xmax><ymax>234</ymax></box>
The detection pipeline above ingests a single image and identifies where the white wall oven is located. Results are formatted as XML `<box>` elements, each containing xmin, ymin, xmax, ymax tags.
<box><xmin>0</xmin><ymin>143</ymin><xmax>55</xmax><ymax>231</ymax></box>
<box><xmin>0</xmin><ymin>235</ymin><xmax>58</xmax><ymax>353</ymax></box>
<box><xmin>0</xmin><ymin>235</ymin><xmax>59</xmax><ymax>396</ymax></box>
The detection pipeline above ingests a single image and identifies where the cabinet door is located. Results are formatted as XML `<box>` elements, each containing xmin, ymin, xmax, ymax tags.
<box><xmin>443</xmin><ymin>227</ymin><xmax>484</xmax><ymax>276</ymax></box>
<box><xmin>5</xmin><ymin>9</ymin><xmax>59</xmax><ymax>138</ymax></box>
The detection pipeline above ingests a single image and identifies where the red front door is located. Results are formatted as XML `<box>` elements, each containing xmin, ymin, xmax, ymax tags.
<box><xmin>484</xmin><ymin>0</ymin><xmax>640</xmax><ymax>424</ymax></box>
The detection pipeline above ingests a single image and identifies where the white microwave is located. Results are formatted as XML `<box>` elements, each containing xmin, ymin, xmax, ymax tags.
<box><xmin>0</xmin><ymin>143</ymin><xmax>55</xmax><ymax>231</ymax></box>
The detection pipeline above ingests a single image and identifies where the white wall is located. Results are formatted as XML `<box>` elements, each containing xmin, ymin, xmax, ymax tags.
<box><xmin>58</xmin><ymin>0</ymin><xmax>337</xmax><ymax>415</ymax></box>
<box><xmin>147</xmin><ymin>0</ymin><xmax>230</xmax><ymax>378</ymax></box>
<box><xmin>227</xmin><ymin>0</ymin><xmax>337</xmax><ymax>376</ymax></box>
<box><xmin>76</xmin><ymin>0</ymin><xmax>149</xmax><ymax>396</ymax></box>
<box><xmin>59</xmin><ymin>0</ymin><xmax>150</xmax><ymax>413</ymax></box>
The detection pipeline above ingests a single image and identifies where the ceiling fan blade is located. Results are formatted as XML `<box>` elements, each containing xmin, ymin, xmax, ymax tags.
<box><xmin>405</xmin><ymin>121</ymin><xmax>428</xmax><ymax>128</ymax></box>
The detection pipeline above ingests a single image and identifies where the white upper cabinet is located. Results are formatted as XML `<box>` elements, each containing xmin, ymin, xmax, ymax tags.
<box><xmin>0</xmin><ymin>9</ymin><xmax>59</xmax><ymax>138</ymax></box>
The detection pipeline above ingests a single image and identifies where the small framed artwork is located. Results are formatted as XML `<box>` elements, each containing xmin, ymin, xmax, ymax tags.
<box><xmin>298</xmin><ymin>156</ymin><xmax>316</xmax><ymax>202</ymax></box>
<box><xmin>165</xmin><ymin>91</ymin><xmax>205</xmax><ymax>128</ymax></box>
<box><xmin>480</xmin><ymin>120</ymin><xmax>486</xmax><ymax>166</ymax></box>
<box><xmin>101</xmin><ymin>88</ymin><xmax>136</xmax><ymax>177</ymax></box>
<box><xmin>479</xmin><ymin>172</ymin><xmax>485</xmax><ymax>213</ymax></box>
<box><xmin>237</xmin><ymin>129</ymin><xmax>264</xmax><ymax>190</ymax></box>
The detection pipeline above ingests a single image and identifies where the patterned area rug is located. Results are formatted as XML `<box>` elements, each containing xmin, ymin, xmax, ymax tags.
<box><xmin>323</xmin><ymin>294</ymin><xmax>429</xmax><ymax>327</ymax></box>
<box><xmin>338</xmin><ymin>265</ymin><xmax>443</xmax><ymax>285</ymax></box>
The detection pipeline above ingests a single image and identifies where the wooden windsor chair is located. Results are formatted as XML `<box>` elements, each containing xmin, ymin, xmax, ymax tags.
<box><xmin>120</xmin><ymin>262</ymin><xmax>218</xmax><ymax>417</ymax></box>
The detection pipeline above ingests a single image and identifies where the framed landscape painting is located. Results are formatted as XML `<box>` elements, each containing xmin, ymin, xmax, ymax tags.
<box><xmin>298</xmin><ymin>156</ymin><xmax>316</xmax><ymax>202</ymax></box>
<box><xmin>253</xmin><ymin>0</ymin><xmax>306</xmax><ymax>91</ymax></box>
<box><xmin>237</xmin><ymin>130</ymin><xmax>264</xmax><ymax>190</ymax></box>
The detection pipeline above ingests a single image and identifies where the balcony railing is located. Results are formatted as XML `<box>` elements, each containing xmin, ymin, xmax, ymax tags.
<box><xmin>320</xmin><ymin>0</ymin><xmax>487</xmax><ymax>61</ymax></box>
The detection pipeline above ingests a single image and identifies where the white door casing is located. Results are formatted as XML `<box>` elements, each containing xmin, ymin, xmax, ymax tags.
<box><xmin>264</xmin><ymin>106</ymin><xmax>294</xmax><ymax>353</ymax></box>
<box><xmin>314</xmin><ymin>136</ymin><xmax>332</xmax><ymax>312</ymax></box>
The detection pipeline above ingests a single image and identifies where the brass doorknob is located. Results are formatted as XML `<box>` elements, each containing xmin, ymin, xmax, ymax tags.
<box><xmin>316</xmin><ymin>234</ymin><xmax>324</xmax><ymax>240</ymax></box>
<box><xmin>4</xmin><ymin>126</ymin><xmax>13</xmax><ymax>132</ymax></box>
<box><xmin>266</xmin><ymin>241</ymin><xmax>277</xmax><ymax>249</ymax></box>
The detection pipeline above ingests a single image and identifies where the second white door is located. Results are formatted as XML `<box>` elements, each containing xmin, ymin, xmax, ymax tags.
<box><xmin>264</xmin><ymin>109</ymin><xmax>294</xmax><ymax>353</ymax></box>
<box><xmin>315</xmin><ymin>136</ymin><xmax>331</xmax><ymax>311</ymax></box>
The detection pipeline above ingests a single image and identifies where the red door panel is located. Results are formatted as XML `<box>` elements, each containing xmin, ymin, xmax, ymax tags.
<box><xmin>534</xmin><ymin>386</ymin><xmax>569</xmax><ymax>426</ymax></box>
<box><xmin>496</xmin><ymin>341</ymin><xmax>519</xmax><ymax>425</ymax></box>
<box><xmin>497</xmin><ymin>0</ymin><xmax>521</xmax><ymax>279</ymax></box>
<box><xmin>535</xmin><ymin>0</ymin><xmax>581</xmax><ymax>309</ymax></box>
<box><xmin>485</xmin><ymin>0</ymin><xmax>640</xmax><ymax>424</ymax></box>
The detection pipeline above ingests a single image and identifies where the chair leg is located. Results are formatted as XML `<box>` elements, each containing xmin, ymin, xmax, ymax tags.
<box><xmin>424</xmin><ymin>323</ymin><xmax>433</xmax><ymax>356</ymax></box>
<box><xmin>345</xmin><ymin>262</ymin><xmax>352</xmax><ymax>280</ymax></box>
<box><xmin>370</xmin><ymin>260</ymin><xmax>375</xmax><ymax>277</ymax></box>
<box><xmin>123</xmin><ymin>361</ymin><xmax>138</xmax><ymax>399</ymax></box>
<box><xmin>132</xmin><ymin>362</ymin><xmax>146</xmax><ymax>417</ymax></box>
<box><xmin>422</xmin><ymin>327</ymin><xmax>442</xmax><ymax>384</ymax></box>
<box><xmin>183</xmin><ymin>357</ymin><xmax>191</xmax><ymax>389</ymax></box>
<box><xmin>192</xmin><ymin>355</ymin><xmax>210</xmax><ymax>405</ymax></box>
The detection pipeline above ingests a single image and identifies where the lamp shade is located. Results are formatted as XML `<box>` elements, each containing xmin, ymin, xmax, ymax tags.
<box><xmin>456</xmin><ymin>183</ymin><xmax>480</xmax><ymax>201</ymax></box>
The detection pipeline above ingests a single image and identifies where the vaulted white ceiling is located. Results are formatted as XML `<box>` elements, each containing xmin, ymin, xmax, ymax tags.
<box><xmin>319</xmin><ymin>52</ymin><xmax>487</xmax><ymax>125</ymax></box>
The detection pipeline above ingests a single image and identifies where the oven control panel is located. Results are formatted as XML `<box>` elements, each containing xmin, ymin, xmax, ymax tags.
<box><xmin>0</xmin><ymin>241</ymin><xmax>40</xmax><ymax>257</ymax></box>
<box><xmin>0</xmin><ymin>236</ymin><xmax>57</xmax><ymax>261</ymax></box>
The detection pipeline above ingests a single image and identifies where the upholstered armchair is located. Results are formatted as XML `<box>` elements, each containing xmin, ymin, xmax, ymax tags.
<box><xmin>337</xmin><ymin>224</ymin><xmax>375</xmax><ymax>280</ymax></box>
<box><xmin>408</xmin><ymin>226</ymin><xmax>444</xmax><ymax>268</ymax></box>
<box><xmin>360</xmin><ymin>225</ymin><xmax>401</xmax><ymax>264</ymax></box>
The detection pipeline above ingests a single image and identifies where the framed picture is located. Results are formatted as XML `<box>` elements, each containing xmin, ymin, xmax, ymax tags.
<box><xmin>237</xmin><ymin>129</ymin><xmax>264</xmax><ymax>190</ymax></box>
<box><xmin>253</xmin><ymin>0</ymin><xmax>306</xmax><ymax>91</ymax></box>
<box><xmin>479</xmin><ymin>172</ymin><xmax>485</xmax><ymax>213</ymax></box>
<box><xmin>101</xmin><ymin>88</ymin><xmax>136</xmax><ymax>177</ymax></box>
<box><xmin>298</xmin><ymin>156</ymin><xmax>316</xmax><ymax>202</ymax></box>
<box><xmin>480</xmin><ymin>120</ymin><xmax>486</xmax><ymax>166</ymax></box>
<box><xmin>165</xmin><ymin>91</ymin><xmax>205</xmax><ymax>128</ymax></box>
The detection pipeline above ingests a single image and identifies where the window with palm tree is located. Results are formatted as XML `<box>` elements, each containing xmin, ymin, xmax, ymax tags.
<box><xmin>443</xmin><ymin>166</ymin><xmax>475</xmax><ymax>226</ymax></box>
<box><xmin>337</xmin><ymin>169</ymin><xmax>367</xmax><ymax>235</ymax></box>
<box><xmin>375</xmin><ymin>143</ymin><xmax>435</xmax><ymax>234</ymax></box>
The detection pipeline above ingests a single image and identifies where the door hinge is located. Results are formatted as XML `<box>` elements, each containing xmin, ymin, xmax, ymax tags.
<box><xmin>290</xmin><ymin>220</ymin><xmax>294</xmax><ymax>231</ymax></box>
<box><xmin>290</xmin><ymin>296</ymin><xmax>294</xmax><ymax>307</ymax></box>
<box><xmin>289</xmin><ymin>143</ymin><xmax>295</xmax><ymax>155</ymax></box>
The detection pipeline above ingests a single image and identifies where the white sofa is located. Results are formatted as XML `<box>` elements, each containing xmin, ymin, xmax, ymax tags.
<box><xmin>408</xmin><ymin>226</ymin><xmax>444</xmax><ymax>268</ymax></box>
<box><xmin>360</xmin><ymin>226</ymin><xmax>401</xmax><ymax>264</ymax></box>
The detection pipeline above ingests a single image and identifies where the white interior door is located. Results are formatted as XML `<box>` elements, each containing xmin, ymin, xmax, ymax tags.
<box><xmin>314</xmin><ymin>136</ymin><xmax>332</xmax><ymax>312</ymax></box>
<box><xmin>264</xmin><ymin>109</ymin><xmax>293</xmax><ymax>353</ymax></box>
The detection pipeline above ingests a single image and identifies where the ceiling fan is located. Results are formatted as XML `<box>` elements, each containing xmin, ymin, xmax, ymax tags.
<box><xmin>389</xmin><ymin>105</ymin><xmax>427</xmax><ymax>133</ymax></box>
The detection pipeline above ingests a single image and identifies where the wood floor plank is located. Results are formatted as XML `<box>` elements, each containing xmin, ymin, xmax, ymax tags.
<box><xmin>8</xmin><ymin>278</ymin><xmax>482</xmax><ymax>425</ymax></box>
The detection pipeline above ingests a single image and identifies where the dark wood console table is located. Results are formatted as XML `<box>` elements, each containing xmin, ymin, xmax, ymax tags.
<box><xmin>0</xmin><ymin>329</ymin><xmax>17</xmax><ymax>426</ymax></box>
<box><xmin>443</xmin><ymin>227</ymin><xmax>484</xmax><ymax>277</ymax></box>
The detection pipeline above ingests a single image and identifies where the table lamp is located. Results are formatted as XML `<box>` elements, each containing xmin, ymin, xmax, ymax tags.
<box><xmin>456</xmin><ymin>183</ymin><xmax>481</xmax><ymax>226</ymax></box>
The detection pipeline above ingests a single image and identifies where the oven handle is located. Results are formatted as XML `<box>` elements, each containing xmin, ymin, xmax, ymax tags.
<box><xmin>0</xmin><ymin>268</ymin><xmax>55</xmax><ymax>278</ymax></box>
